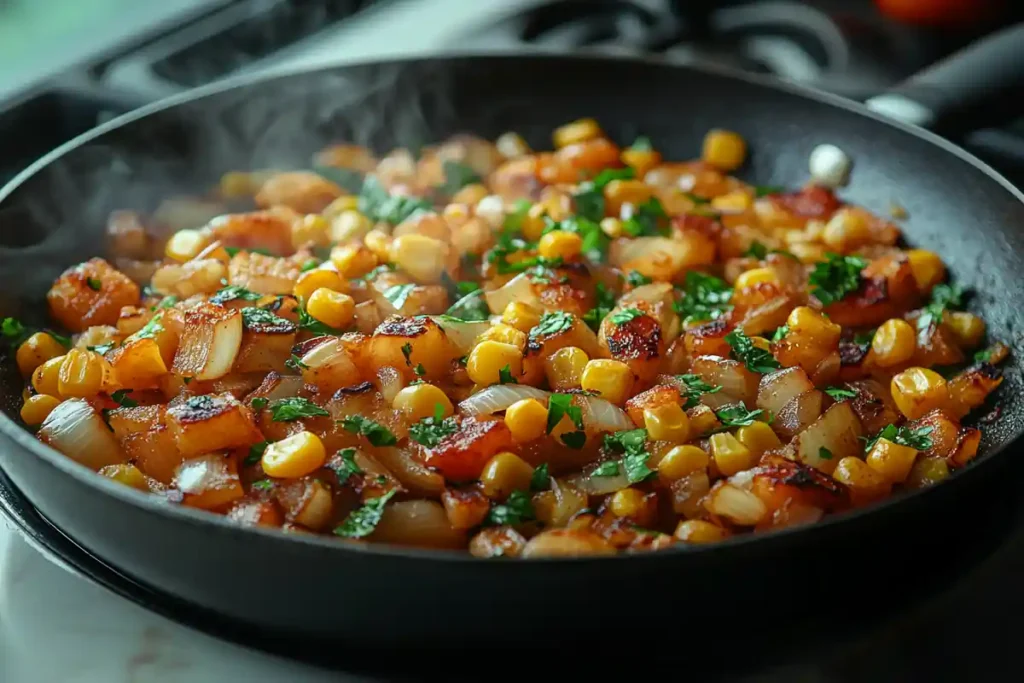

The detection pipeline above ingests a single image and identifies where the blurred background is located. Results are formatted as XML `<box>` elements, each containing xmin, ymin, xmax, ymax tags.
<box><xmin>2</xmin><ymin>0</ymin><xmax>1023</xmax><ymax>186</ymax></box>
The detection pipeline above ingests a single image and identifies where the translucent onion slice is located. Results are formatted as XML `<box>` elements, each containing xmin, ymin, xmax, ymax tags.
<box><xmin>577</xmin><ymin>395</ymin><xmax>633</xmax><ymax>433</ymax></box>
<box><xmin>483</xmin><ymin>273</ymin><xmax>539</xmax><ymax>315</ymax></box>
<box><xmin>432</xmin><ymin>317</ymin><xmax>490</xmax><ymax>355</ymax></box>
<box><xmin>38</xmin><ymin>399</ymin><xmax>125</xmax><ymax>471</ymax></box>
<box><xmin>704</xmin><ymin>483</ymin><xmax>767</xmax><ymax>526</ymax></box>
<box><xmin>459</xmin><ymin>385</ymin><xmax>550</xmax><ymax>416</ymax></box>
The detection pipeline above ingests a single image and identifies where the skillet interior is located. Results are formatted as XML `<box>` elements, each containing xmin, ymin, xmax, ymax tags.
<box><xmin>0</xmin><ymin>54</ymin><xmax>1023</xmax><ymax>654</ymax></box>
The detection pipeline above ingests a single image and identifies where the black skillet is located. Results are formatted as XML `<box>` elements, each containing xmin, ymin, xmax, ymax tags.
<box><xmin>2</xmin><ymin>23</ymin><xmax>1024</xmax><ymax>666</ymax></box>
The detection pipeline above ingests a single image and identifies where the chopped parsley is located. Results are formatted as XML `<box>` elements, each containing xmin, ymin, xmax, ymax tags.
<box><xmin>154</xmin><ymin>295</ymin><xmax>178</xmax><ymax>310</ymax></box>
<box><xmin>414</xmin><ymin>363</ymin><xmax>426</xmax><ymax>376</ymax></box>
<box><xmin>89</xmin><ymin>342</ymin><xmax>116</xmax><ymax>355</ymax></box>
<box><xmin>819</xmin><ymin>447</ymin><xmax>833</xmax><ymax>460</ymax></box>
<box><xmin>608</xmin><ymin>307</ymin><xmax>645</xmax><ymax>326</ymax></box>
<box><xmin>357</xmin><ymin>175</ymin><xmax>432</xmax><ymax>225</ymax></box>
<box><xmin>591</xmin><ymin>461</ymin><xmax>621</xmax><ymax>477</ymax></box>
<box><xmin>484</xmin><ymin>489</ymin><xmax>535</xmax><ymax>527</ymax></box>
<box><xmin>109</xmin><ymin>389</ymin><xmax>138</xmax><ymax>408</ymax></box>
<box><xmin>340</xmin><ymin>415</ymin><xmax>398</xmax><ymax>447</ymax></box>
<box><xmin>531</xmin><ymin>311</ymin><xmax>575</xmax><ymax>338</ymax></box>
<box><xmin>241</xmin><ymin>306</ymin><xmax>290</xmax><ymax>329</ymax></box>
<box><xmin>245</xmin><ymin>441</ymin><xmax>269</xmax><ymax>466</ymax></box>
<box><xmin>210</xmin><ymin>284</ymin><xmax>262</xmax><ymax>305</ymax></box>
<box><xmin>863</xmin><ymin>424</ymin><xmax>934</xmax><ymax>453</ymax></box>
<box><xmin>86</xmin><ymin>277</ymin><xmax>102</xmax><ymax>291</ymax></box>
<box><xmin>543</xmin><ymin>215</ymin><xmax>608</xmax><ymax>262</ymax></box>
<box><xmin>224</xmin><ymin>246</ymin><xmax>274</xmax><ymax>258</ymax></box>
<box><xmin>530</xmin><ymin>463</ymin><xmax>550</xmax><ymax>491</ymax></box>
<box><xmin>743</xmin><ymin>242</ymin><xmax>768</xmax><ymax>259</ymax></box>
<box><xmin>677</xmin><ymin>373</ymin><xmax>722</xmax><ymax>409</ymax></box>
<box><xmin>334</xmin><ymin>489</ymin><xmax>397</xmax><ymax>538</ymax></box>
<box><xmin>547</xmin><ymin>393</ymin><xmax>586</xmax><ymax>448</ymax></box>
<box><xmin>582</xmin><ymin>282</ymin><xmax>616</xmax><ymax>331</ymax></box>
<box><xmin>916</xmin><ymin>283</ymin><xmax>965</xmax><ymax>343</ymax></box>
<box><xmin>439</xmin><ymin>160</ymin><xmax>481</xmax><ymax>195</ymax></box>
<box><xmin>715</xmin><ymin>404</ymin><xmax>765</xmax><ymax>429</ymax></box>
<box><xmin>974</xmin><ymin>349</ymin><xmax>992</xmax><ymax>363</ymax></box>
<box><xmin>383</xmin><ymin>283</ymin><xmax>416</xmax><ymax>310</ymax></box>
<box><xmin>269</xmin><ymin>397</ymin><xmax>328</xmax><ymax>421</ymax></box>
<box><xmin>809</xmin><ymin>253</ymin><xmax>867</xmax><ymax>306</ymax></box>
<box><xmin>251</xmin><ymin>397</ymin><xmax>268</xmax><ymax>410</ymax></box>
<box><xmin>409</xmin><ymin>404</ymin><xmax>458</xmax><ymax>448</ymax></box>
<box><xmin>285</xmin><ymin>354</ymin><xmax>308</xmax><ymax>372</ymax></box>
<box><xmin>621</xmin><ymin>197</ymin><xmax>669</xmax><ymax>237</ymax></box>
<box><xmin>401</xmin><ymin>343</ymin><xmax>413</xmax><ymax>366</ymax></box>
<box><xmin>673</xmin><ymin>271</ymin><xmax>733</xmax><ymax>324</ymax></box>
<box><xmin>625</xmin><ymin>270</ymin><xmax>652</xmax><ymax>288</ymax></box>
<box><xmin>754</xmin><ymin>185</ymin><xmax>785</xmax><ymax>198</ymax></box>
<box><xmin>573</xmin><ymin>167</ymin><xmax>636</xmax><ymax>221</ymax></box>
<box><xmin>251</xmin><ymin>479</ymin><xmax>274</xmax><ymax>491</ymax></box>
<box><xmin>360</xmin><ymin>263</ymin><xmax>396</xmax><ymax>282</ymax></box>
<box><xmin>300</xmin><ymin>259</ymin><xmax>321</xmax><ymax>272</ymax></box>
<box><xmin>445</xmin><ymin>290</ymin><xmax>490</xmax><ymax>322</ymax></box>
<box><xmin>603</xmin><ymin>428</ymin><xmax>655</xmax><ymax>483</ymax></box>
<box><xmin>498</xmin><ymin>364</ymin><xmax>518</xmax><ymax>385</ymax></box>
<box><xmin>824</xmin><ymin>385</ymin><xmax>858</xmax><ymax>401</ymax></box>
<box><xmin>725</xmin><ymin>328</ymin><xmax>780</xmax><ymax>374</ymax></box>
<box><xmin>330</xmin><ymin>448</ymin><xmax>363</xmax><ymax>484</ymax></box>
<box><xmin>771</xmin><ymin>324</ymin><xmax>789</xmax><ymax>343</ymax></box>
<box><xmin>560</xmin><ymin>431</ymin><xmax>587</xmax><ymax>449</ymax></box>
<box><xmin>1</xmin><ymin>317</ymin><xmax>31</xmax><ymax>347</ymax></box>
<box><xmin>134</xmin><ymin>313</ymin><xmax>165</xmax><ymax>341</ymax></box>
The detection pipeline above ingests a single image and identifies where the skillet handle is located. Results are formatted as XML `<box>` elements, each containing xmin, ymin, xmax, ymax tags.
<box><xmin>865</xmin><ymin>22</ymin><xmax>1024</xmax><ymax>136</ymax></box>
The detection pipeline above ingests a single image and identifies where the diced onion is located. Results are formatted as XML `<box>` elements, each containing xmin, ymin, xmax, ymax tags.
<box><xmin>432</xmin><ymin>316</ymin><xmax>491</xmax><ymax>355</ymax></box>
<box><xmin>809</xmin><ymin>144</ymin><xmax>851</xmax><ymax>188</ymax></box>
<box><xmin>475</xmin><ymin>195</ymin><xmax>505</xmax><ymax>229</ymax></box>
<box><xmin>704</xmin><ymin>483</ymin><xmax>767</xmax><ymax>526</ymax></box>
<box><xmin>569</xmin><ymin>468</ymin><xmax>629</xmax><ymax>496</ymax></box>
<box><xmin>376</xmin><ymin>366</ymin><xmax>404</xmax><ymax>405</ymax></box>
<box><xmin>459</xmin><ymin>384</ymin><xmax>550</xmax><ymax>416</ymax></box>
<box><xmin>484</xmin><ymin>273</ymin><xmax>538</xmax><ymax>315</ymax></box>
<box><xmin>578</xmin><ymin>395</ymin><xmax>633</xmax><ymax>433</ymax></box>
<box><xmin>609</xmin><ymin>236</ymin><xmax>688</xmax><ymax>270</ymax></box>
<box><xmin>38</xmin><ymin>399</ymin><xmax>125</xmax><ymax>471</ymax></box>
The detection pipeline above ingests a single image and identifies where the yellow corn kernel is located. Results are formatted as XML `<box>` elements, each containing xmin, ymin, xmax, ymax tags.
<box><xmin>609</xmin><ymin>488</ymin><xmax>646</xmax><ymax>519</ymax></box>
<box><xmin>389</xmin><ymin>234</ymin><xmax>448</xmax><ymax>284</ymax></box>
<box><xmin>57</xmin><ymin>349</ymin><xmax>111</xmax><ymax>399</ymax></box>
<box><xmin>452</xmin><ymin>183</ymin><xmax>488</xmax><ymax>206</ymax></box>
<box><xmin>293</xmin><ymin>268</ymin><xmax>346</xmax><ymax>301</ymax></box>
<box><xmin>261</xmin><ymin>431</ymin><xmax>327</xmax><ymax>479</ymax></box>
<box><xmin>658</xmin><ymin>445</ymin><xmax>710</xmax><ymax>480</ymax></box>
<box><xmin>832</xmin><ymin>456</ymin><xmax>889</xmax><ymax>498</ymax></box>
<box><xmin>688</xmin><ymin>404</ymin><xmax>720</xmax><ymax>435</ymax></box>
<box><xmin>323</xmin><ymin>196</ymin><xmax>360</xmax><ymax>220</ymax></box>
<box><xmin>600</xmin><ymin>217</ymin><xmax>623</xmax><ymax>238</ymax></box>
<box><xmin>98</xmin><ymin>463</ymin><xmax>149</xmax><ymax>491</ymax></box>
<box><xmin>504</xmin><ymin>398</ymin><xmax>548</xmax><ymax>442</ymax></box>
<box><xmin>496</xmin><ymin>131</ymin><xmax>531</xmax><ymax>159</ymax></box>
<box><xmin>871</xmin><ymin>318</ymin><xmax>916</xmax><ymax>367</ymax></box>
<box><xmin>906</xmin><ymin>249</ymin><xmax>946</xmax><ymax>291</ymax></box>
<box><xmin>891</xmin><ymin>367</ymin><xmax>948</xmax><ymax>419</ymax></box>
<box><xmin>291</xmin><ymin>214</ymin><xmax>330</xmax><ymax>249</ymax></box>
<box><xmin>553</xmin><ymin>118</ymin><xmax>602</xmax><ymax>148</ymax></box>
<box><xmin>329</xmin><ymin>209</ymin><xmax>373</xmax><ymax>243</ymax></box>
<box><xmin>735</xmin><ymin>268</ymin><xmax>779</xmax><ymax>291</ymax></box>
<box><xmin>392</xmin><ymin>383</ymin><xmax>454</xmax><ymax>422</ymax></box>
<box><xmin>580</xmin><ymin>359</ymin><xmax>634</xmax><ymax>405</ymax></box>
<box><xmin>16</xmin><ymin>332</ymin><xmax>66</xmax><ymax>377</ymax></box>
<box><xmin>822</xmin><ymin>208</ymin><xmax>872</xmax><ymax>252</ymax></box>
<box><xmin>643</xmin><ymin>403</ymin><xmax>690</xmax><ymax>442</ymax></box>
<box><xmin>906</xmin><ymin>455</ymin><xmax>950</xmax><ymax>488</ymax></box>
<box><xmin>306</xmin><ymin>288</ymin><xmax>355</xmax><ymax>330</ymax></box>
<box><xmin>947</xmin><ymin>311</ymin><xmax>985</xmax><ymax>349</ymax></box>
<box><xmin>32</xmin><ymin>355</ymin><xmax>65</xmax><ymax>397</ymax></box>
<box><xmin>20</xmin><ymin>394</ymin><xmax>62</xmax><ymax>426</ymax></box>
<box><xmin>544</xmin><ymin>346</ymin><xmax>590</xmax><ymax>391</ymax></box>
<box><xmin>735</xmin><ymin>421</ymin><xmax>782</xmax><ymax>456</ymax></box>
<box><xmin>621</xmin><ymin>147</ymin><xmax>661</xmax><ymax>178</ymax></box>
<box><xmin>674</xmin><ymin>519</ymin><xmax>730</xmax><ymax>544</ymax></box>
<box><xmin>519</xmin><ymin>203</ymin><xmax>547</xmax><ymax>242</ymax></box>
<box><xmin>537</xmin><ymin>230</ymin><xmax>583</xmax><ymax>261</ymax></box>
<box><xmin>363</xmin><ymin>229</ymin><xmax>393</xmax><ymax>262</ymax></box>
<box><xmin>710</xmin><ymin>432</ymin><xmax>756</xmax><ymax>477</ymax></box>
<box><xmin>330</xmin><ymin>243</ymin><xmax>378</xmax><ymax>279</ymax></box>
<box><xmin>478</xmin><ymin>323</ymin><xmax>527</xmax><ymax>350</ymax></box>
<box><xmin>787</xmin><ymin>306</ymin><xmax>842</xmax><ymax>346</ymax></box>
<box><xmin>480</xmin><ymin>452</ymin><xmax>535</xmax><ymax>499</ymax></box>
<box><xmin>502</xmin><ymin>301</ymin><xmax>542</xmax><ymax>333</ymax></box>
<box><xmin>466</xmin><ymin>341</ymin><xmax>523</xmax><ymax>386</ymax></box>
<box><xmin>702</xmin><ymin>129</ymin><xmax>747</xmax><ymax>171</ymax></box>
<box><xmin>866</xmin><ymin>437</ymin><xmax>918</xmax><ymax>483</ymax></box>
<box><xmin>711</xmin><ymin>190</ymin><xmax>753</xmax><ymax>212</ymax></box>
<box><xmin>164</xmin><ymin>229</ymin><xmax>211</xmax><ymax>262</ymax></box>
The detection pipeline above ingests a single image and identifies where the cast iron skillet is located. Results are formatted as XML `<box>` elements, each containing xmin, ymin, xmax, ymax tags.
<box><xmin>1</xmin><ymin>25</ymin><xmax>1024</xmax><ymax>660</ymax></box>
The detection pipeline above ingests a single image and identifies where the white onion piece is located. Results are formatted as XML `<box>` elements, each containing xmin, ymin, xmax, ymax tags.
<box><xmin>578</xmin><ymin>395</ymin><xmax>633</xmax><ymax>433</ymax></box>
<box><xmin>484</xmin><ymin>272</ymin><xmax>539</xmax><ymax>315</ymax></box>
<box><xmin>569</xmin><ymin>469</ymin><xmax>629</xmax><ymax>496</ymax></box>
<box><xmin>376</xmin><ymin>366</ymin><xmax>404</xmax><ymax>405</ymax></box>
<box><xmin>459</xmin><ymin>384</ymin><xmax>550</xmax><ymax>416</ymax></box>
<box><xmin>704</xmin><ymin>483</ymin><xmax>767</xmax><ymax>526</ymax></box>
<box><xmin>38</xmin><ymin>399</ymin><xmax>124</xmax><ymax>471</ymax></box>
<box><xmin>475</xmin><ymin>195</ymin><xmax>505</xmax><ymax>229</ymax></box>
<box><xmin>259</xmin><ymin>375</ymin><xmax>303</xmax><ymax>402</ymax></box>
<box><xmin>619</xmin><ymin>282</ymin><xmax>674</xmax><ymax>307</ymax></box>
<box><xmin>809</xmin><ymin>144</ymin><xmax>851</xmax><ymax>188</ymax></box>
<box><xmin>609</xmin><ymin>236</ymin><xmax>688</xmax><ymax>271</ymax></box>
<box><xmin>432</xmin><ymin>316</ymin><xmax>490</xmax><ymax>355</ymax></box>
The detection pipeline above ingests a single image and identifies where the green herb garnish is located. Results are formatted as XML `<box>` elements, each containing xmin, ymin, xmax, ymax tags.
<box><xmin>383</xmin><ymin>283</ymin><xmax>416</xmax><ymax>310</ymax></box>
<box><xmin>725</xmin><ymin>328</ymin><xmax>780</xmax><ymax>374</ymax></box>
<box><xmin>625</xmin><ymin>270</ymin><xmax>652</xmax><ymax>288</ymax></box>
<box><xmin>530</xmin><ymin>463</ymin><xmax>550</xmax><ymax>491</ymax></box>
<box><xmin>210</xmin><ymin>284</ymin><xmax>262</xmax><ymax>305</ymax></box>
<box><xmin>771</xmin><ymin>325</ymin><xmax>789</xmax><ymax>343</ymax></box>
<box><xmin>270</xmin><ymin>397</ymin><xmax>328</xmax><ymax>421</ymax></box>
<box><xmin>245</xmin><ymin>441</ymin><xmax>269</xmax><ymax>466</ymax></box>
<box><xmin>357</xmin><ymin>175</ymin><xmax>432</xmax><ymax>225</ymax></box>
<box><xmin>916</xmin><ymin>283</ymin><xmax>965</xmax><ymax>344</ymax></box>
<box><xmin>677</xmin><ymin>373</ymin><xmax>721</xmax><ymax>409</ymax></box>
<box><xmin>408</xmin><ymin>404</ymin><xmax>459</xmax><ymax>448</ymax></box>
<box><xmin>330</xmin><ymin>447</ymin><xmax>363</xmax><ymax>484</ymax></box>
<box><xmin>809</xmin><ymin>253</ymin><xmax>867</xmax><ymax>306</ymax></box>
<box><xmin>134</xmin><ymin>313</ymin><xmax>165</xmax><ymax>341</ymax></box>
<box><xmin>251</xmin><ymin>479</ymin><xmax>274</xmax><ymax>491</ymax></box>
<box><xmin>744</xmin><ymin>242</ymin><xmax>768</xmax><ymax>259</ymax></box>
<box><xmin>498</xmin><ymin>364</ymin><xmax>518</xmax><ymax>385</ymax></box>
<box><xmin>603</xmin><ymin>428</ymin><xmax>654</xmax><ymax>483</ymax></box>
<box><xmin>251</xmin><ymin>397</ymin><xmax>268</xmax><ymax>411</ymax></box>
<box><xmin>819</xmin><ymin>447</ymin><xmax>833</xmax><ymax>460</ymax></box>
<box><xmin>445</xmin><ymin>290</ymin><xmax>490</xmax><ymax>322</ymax></box>
<box><xmin>86</xmin><ymin>277</ymin><xmax>102</xmax><ymax>291</ymax></box>
<box><xmin>484</xmin><ymin>489</ymin><xmax>535</xmax><ymax>527</ymax></box>
<box><xmin>715</xmin><ymin>404</ymin><xmax>765</xmax><ymax>429</ymax></box>
<box><xmin>334</xmin><ymin>489</ymin><xmax>397</xmax><ymax>538</ymax></box>
<box><xmin>572</xmin><ymin>168</ymin><xmax>636</xmax><ymax>222</ymax></box>
<box><xmin>621</xmin><ymin>197</ymin><xmax>669</xmax><ymax>238</ymax></box>
<box><xmin>340</xmin><ymin>415</ymin><xmax>398</xmax><ymax>446</ymax></box>
<box><xmin>439</xmin><ymin>160</ymin><xmax>481</xmax><ymax>195</ymax></box>
<box><xmin>109</xmin><ymin>389</ymin><xmax>138</xmax><ymax>408</ymax></box>
<box><xmin>582</xmin><ymin>282</ymin><xmax>616</xmax><ymax>331</ymax></box>
<box><xmin>608</xmin><ymin>307</ymin><xmax>645</xmax><ymax>326</ymax></box>
<box><xmin>863</xmin><ymin>424</ymin><xmax>934</xmax><ymax>453</ymax></box>
<box><xmin>285</xmin><ymin>354</ymin><xmax>308</xmax><ymax>372</ymax></box>
<box><xmin>532</xmin><ymin>311</ymin><xmax>575</xmax><ymax>338</ymax></box>
<box><xmin>673</xmin><ymin>271</ymin><xmax>733</xmax><ymax>324</ymax></box>
<box><xmin>241</xmin><ymin>306</ymin><xmax>291</xmax><ymax>329</ymax></box>
<box><xmin>824</xmin><ymin>386</ymin><xmax>857</xmax><ymax>401</ymax></box>
<box><xmin>591</xmin><ymin>461</ymin><xmax>621</xmax><ymax>477</ymax></box>
<box><xmin>547</xmin><ymin>393</ymin><xmax>583</xmax><ymax>434</ymax></box>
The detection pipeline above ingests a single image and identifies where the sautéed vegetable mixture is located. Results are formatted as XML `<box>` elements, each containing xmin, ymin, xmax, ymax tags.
<box><xmin>5</xmin><ymin>119</ymin><xmax>1007</xmax><ymax>557</ymax></box>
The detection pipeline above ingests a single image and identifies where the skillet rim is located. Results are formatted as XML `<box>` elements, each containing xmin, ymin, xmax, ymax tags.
<box><xmin>1</xmin><ymin>50</ymin><xmax>1022</xmax><ymax>565</ymax></box>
